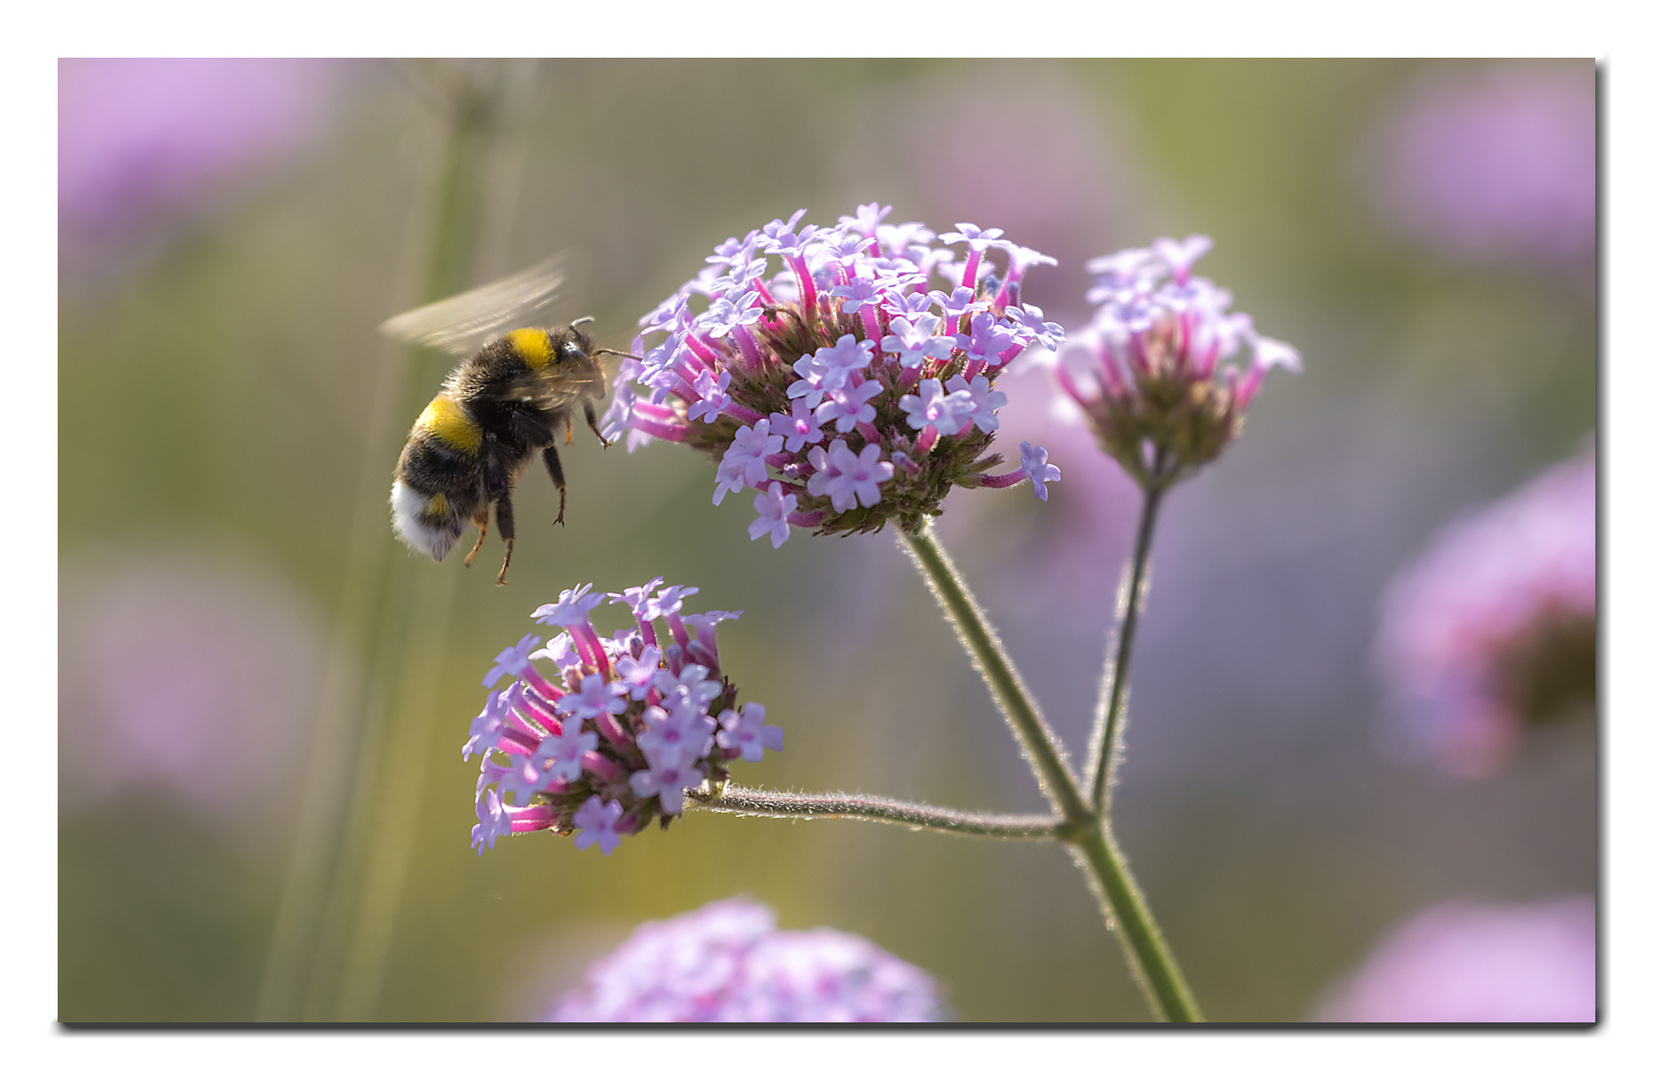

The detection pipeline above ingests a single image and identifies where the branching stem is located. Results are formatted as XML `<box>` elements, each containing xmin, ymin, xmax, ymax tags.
<box><xmin>685</xmin><ymin>783</ymin><xmax>1067</xmax><ymax>841</ymax></box>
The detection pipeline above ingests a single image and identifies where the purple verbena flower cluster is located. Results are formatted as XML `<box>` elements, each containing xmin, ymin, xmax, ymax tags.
<box><xmin>1373</xmin><ymin>447</ymin><xmax>1596</xmax><ymax>777</ymax></box>
<box><xmin>547</xmin><ymin>897</ymin><xmax>943</xmax><ymax>1022</ymax></box>
<box><xmin>1050</xmin><ymin>234</ymin><xmax>1300</xmax><ymax>488</ymax></box>
<box><xmin>602</xmin><ymin>205</ymin><xmax>1064</xmax><ymax>546</ymax></box>
<box><xmin>465</xmin><ymin>580</ymin><xmax>781</xmax><ymax>856</ymax></box>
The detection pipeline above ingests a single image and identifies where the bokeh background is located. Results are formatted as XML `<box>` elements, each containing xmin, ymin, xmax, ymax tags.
<box><xmin>58</xmin><ymin>58</ymin><xmax>1596</xmax><ymax>1022</ymax></box>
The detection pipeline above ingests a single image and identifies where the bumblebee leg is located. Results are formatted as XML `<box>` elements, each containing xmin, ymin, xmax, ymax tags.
<box><xmin>463</xmin><ymin>515</ymin><xmax>489</xmax><ymax>568</ymax></box>
<box><xmin>493</xmin><ymin>489</ymin><xmax>516</xmax><ymax>586</ymax></box>
<box><xmin>584</xmin><ymin>401</ymin><xmax>611</xmax><ymax>449</ymax></box>
<box><xmin>542</xmin><ymin>444</ymin><xmax>568</xmax><ymax>527</ymax></box>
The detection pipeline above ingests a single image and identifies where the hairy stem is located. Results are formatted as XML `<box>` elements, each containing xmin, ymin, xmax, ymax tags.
<box><xmin>898</xmin><ymin>516</ymin><xmax>1202</xmax><ymax>1022</ymax></box>
<box><xmin>1071</xmin><ymin>825</ymin><xmax>1204</xmax><ymax>1022</ymax></box>
<box><xmin>685</xmin><ymin>783</ymin><xmax>1067</xmax><ymax>840</ymax></box>
<box><xmin>1087</xmin><ymin>481</ymin><xmax>1167</xmax><ymax>812</ymax></box>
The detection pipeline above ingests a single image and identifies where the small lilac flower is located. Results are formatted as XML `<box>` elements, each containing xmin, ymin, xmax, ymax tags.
<box><xmin>807</xmin><ymin>440</ymin><xmax>893</xmax><ymax>513</ymax></box>
<box><xmin>571</xmin><ymin>796</ymin><xmax>625</xmax><ymax>856</ymax></box>
<box><xmin>814</xmin><ymin>378</ymin><xmax>884</xmax><ymax>433</ymax></box>
<box><xmin>944</xmin><ymin>373</ymin><xmax>1008</xmax><ymax>433</ymax></box>
<box><xmin>614</xmin><ymin>644</ymin><xmax>664</xmax><ymax>700</ymax></box>
<box><xmin>483</xmin><ymin>633</ymin><xmax>541</xmax><ymax>688</ymax></box>
<box><xmin>607</xmin><ymin>577</ymin><xmax>666</xmax><ymax>620</ymax></box>
<box><xmin>628</xmin><ymin>756</ymin><xmax>705</xmax><ymax>816</ymax></box>
<box><xmin>749</xmin><ymin>482</ymin><xmax>797</xmax><ymax>548</ymax></box>
<box><xmin>1373</xmin><ymin>448</ymin><xmax>1595</xmax><ymax>777</ymax></box>
<box><xmin>881</xmin><ymin>314</ymin><xmax>955</xmax><ymax>369</ymax></box>
<box><xmin>547</xmin><ymin>898</ymin><xmax>944</xmax><ymax>1022</ymax></box>
<box><xmin>716</xmin><ymin>703</ymin><xmax>785</xmax><ymax>763</ymax></box>
<box><xmin>899</xmin><ymin>378</ymin><xmax>973</xmax><ymax>436</ymax></box>
<box><xmin>559</xmin><ymin>672</ymin><xmax>628</xmax><ymax>721</ymax></box>
<box><xmin>1020</xmin><ymin>442</ymin><xmax>1061</xmax><ymax>502</ymax></box>
<box><xmin>532</xmin><ymin>584</ymin><xmax>603</xmax><ymax>628</ymax></box>
<box><xmin>830</xmin><ymin>278</ymin><xmax>881</xmax><ymax>314</ymax></box>
<box><xmin>1314</xmin><ymin>896</ymin><xmax>1595</xmax><ymax>1022</ymax></box>
<box><xmin>654</xmin><ymin>663</ymin><xmax>723</xmax><ymax>712</ymax></box>
<box><xmin>768</xmin><ymin>399</ymin><xmax>825</xmax><ymax>453</ymax></box>
<box><xmin>641</xmin><ymin>583</ymin><xmax>700</xmax><ymax>622</ymax></box>
<box><xmin>464</xmin><ymin>683</ymin><xmax>521</xmax><ymax>760</ymax></box>
<box><xmin>713</xmin><ymin>420</ymin><xmax>784</xmax><ymax>506</ymax></box>
<box><xmin>955</xmin><ymin>315</ymin><xmax>1017</xmax><ymax>366</ymax></box>
<box><xmin>535</xmin><ymin>719</ymin><xmax>598</xmax><ymax>784</ymax></box>
<box><xmin>1151</xmin><ymin>234</ymin><xmax>1213</xmax><ymax>285</ymax></box>
<box><xmin>637</xmin><ymin>704</ymin><xmax>717</xmax><ymax>766</ymax></box>
<box><xmin>686</xmin><ymin>369</ymin><xmax>732</xmax><ymax>423</ymax></box>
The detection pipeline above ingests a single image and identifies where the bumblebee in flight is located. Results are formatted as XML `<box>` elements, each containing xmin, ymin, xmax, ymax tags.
<box><xmin>380</xmin><ymin>255</ymin><xmax>620</xmax><ymax>585</ymax></box>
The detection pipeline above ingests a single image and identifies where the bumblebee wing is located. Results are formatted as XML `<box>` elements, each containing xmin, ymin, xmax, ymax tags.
<box><xmin>512</xmin><ymin>361</ymin><xmax>609</xmax><ymax>413</ymax></box>
<box><xmin>378</xmin><ymin>253</ymin><xmax>568</xmax><ymax>358</ymax></box>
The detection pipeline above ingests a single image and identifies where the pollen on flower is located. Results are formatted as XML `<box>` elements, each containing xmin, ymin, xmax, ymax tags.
<box><xmin>601</xmin><ymin>207</ymin><xmax>1064</xmax><ymax>544</ymax></box>
<box><xmin>1048</xmin><ymin>234</ymin><xmax>1299</xmax><ymax>489</ymax></box>
<box><xmin>463</xmin><ymin>581</ymin><xmax>777</xmax><ymax>856</ymax></box>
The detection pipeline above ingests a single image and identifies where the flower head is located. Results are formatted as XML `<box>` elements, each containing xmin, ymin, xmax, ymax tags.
<box><xmin>547</xmin><ymin>898</ymin><xmax>944</xmax><ymax>1022</ymax></box>
<box><xmin>1373</xmin><ymin>447</ymin><xmax>1596</xmax><ymax>777</ymax></box>
<box><xmin>1049</xmin><ymin>235</ymin><xmax>1299</xmax><ymax>489</ymax></box>
<box><xmin>604</xmin><ymin>206</ymin><xmax>1063</xmax><ymax>545</ymax></box>
<box><xmin>1314</xmin><ymin>895</ymin><xmax>1595</xmax><ymax>1022</ymax></box>
<box><xmin>464</xmin><ymin>581</ymin><xmax>778</xmax><ymax>856</ymax></box>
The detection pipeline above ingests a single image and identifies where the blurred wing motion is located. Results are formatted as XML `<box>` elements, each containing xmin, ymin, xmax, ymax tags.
<box><xmin>377</xmin><ymin>252</ymin><xmax>568</xmax><ymax>358</ymax></box>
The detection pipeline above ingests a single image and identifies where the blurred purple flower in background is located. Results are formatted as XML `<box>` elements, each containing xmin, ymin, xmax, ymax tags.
<box><xmin>1372</xmin><ymin>447</ymin><xmax>1595</xmax><ymax>777</ymax></box>
<box><xmin>58</xmin><ymin>549</ymin><xmax>329</xmax><ymax>826</ymax></box>
<box><xmin>547</xmin><ymin>898</ymin><xmax>943</xmax><ymax>1022</ymax></box>
<box><xmin>59</xmin><ymin>59</ymin><xmax>337</xmax><ymax>255</ymax></box>
<box><xmin>1314</xmin><ymin>895</ymin><xmax>1595</xmax><ymax>1022</ymax></box>
<box><xmin>1365</xmin><ymin>64</ymin><xmax>1595</xmax><ymax>266</ymax></box>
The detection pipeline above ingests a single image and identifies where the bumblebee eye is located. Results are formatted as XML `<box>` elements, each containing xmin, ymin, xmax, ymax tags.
<box><xmin>562</xmin><ymin>343</ymin><xmax>589</xmax><ymax>362</ymax></box>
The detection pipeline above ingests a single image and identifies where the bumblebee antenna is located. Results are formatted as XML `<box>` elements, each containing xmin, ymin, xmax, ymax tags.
<box><xmin>593</xmin><ymin>347</ymin><xmax>645</xmax><ymax>362</ymax></box>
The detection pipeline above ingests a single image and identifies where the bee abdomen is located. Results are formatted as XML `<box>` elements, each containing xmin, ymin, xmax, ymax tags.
<box><xmin>393</xmin><ymin>392</ymin><xmax>485</xmax><ymax>561</ymax></box>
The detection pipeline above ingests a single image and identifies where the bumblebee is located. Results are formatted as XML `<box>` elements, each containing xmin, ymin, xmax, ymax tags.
<box><xmin>380</xmin><ymin>255</ymin><xmax>622</xmax><ymax>585</ymax></box>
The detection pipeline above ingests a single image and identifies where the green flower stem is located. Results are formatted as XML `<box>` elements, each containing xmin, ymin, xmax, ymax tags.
<box><xmin>685</xmin><ymin>783</ymin><xmax>1067</xmax><ymax>840</ymax></box>
<box><xmin>899</xmin><ymin>518</ymin><xmax>1202</xmax><ymax>1022</ymax></box>
<box><xmin>1086</xmin><ymin>480</ymin><xmax>1167</xmax><ymax>812</ymax></box>
<box><xmin>899</xmin><ymin>521</ymin><xmax>1088</xmax><ymax>823</ymax></box>
<box><xmin>1071</xmin><ymin>824</ymin><xmax>1204</xmax><ymax>1022</ymax></box>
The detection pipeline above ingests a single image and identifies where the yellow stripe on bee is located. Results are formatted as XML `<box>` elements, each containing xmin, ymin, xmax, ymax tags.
<box><xmin>508</xmin><ymin>327</ymin><xmax>553</xmax><ymax>369</ymax></box>
<box><xmin>426</xmin><ymin>493</ymin><xmax>450</xmax><ymax>518</ymax></box>
<box><xmin>415</xmin><ymin>393</ymin><xmax>483</xmax><ymax>454</ymax></box>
